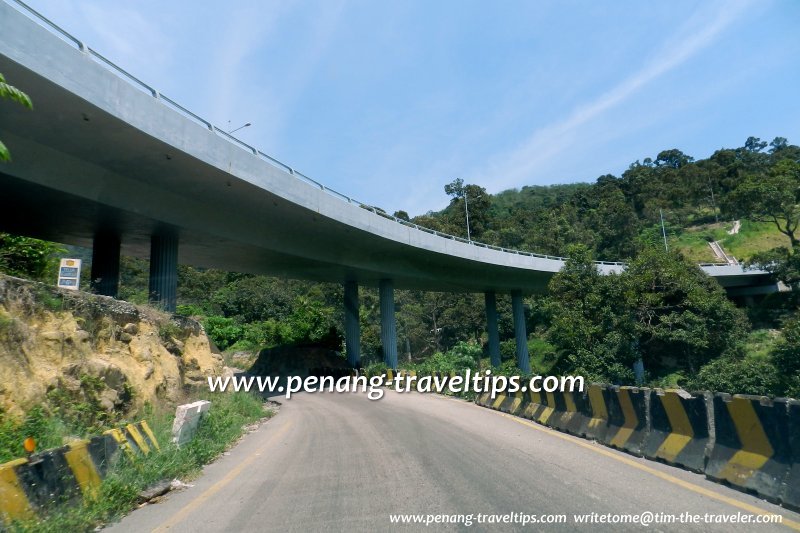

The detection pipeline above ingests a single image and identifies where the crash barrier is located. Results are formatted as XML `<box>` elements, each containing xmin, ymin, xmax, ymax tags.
<box><xmin>785</xmin><ymin>400</ymin><xmax>800</xmax><ymax>510</ymax></box>
<box><xmin>705</xmin><ymin>394</ymin><xmax>792</xmax><ymax>505</ymax></box>
<box><xmin>642</xmin><ymin>389</ymin><xmax>709</xmax><ymax>473</ymax></box>
<box><xmin>0</xmin><ymin>420</ymin><xmax>159</xmax><ymax>525</ymax></box>
<box><xmin>473</xmin><ymin>382</ymin><xmax>800</xmax><ymax>510</ymax></box>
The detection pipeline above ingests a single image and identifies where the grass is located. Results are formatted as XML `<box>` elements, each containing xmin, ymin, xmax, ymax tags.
<box><xmin>742</xmin><ymin>328</ymin><xmax>781</xmax><ymax>361</ymax></box>
<box><xmin>6</xmin><ymin>391</ymin><xmax>270</xmax><ymax>532</ymax></box>
<box><xmin>670</xmin><ymin>219</ymin><xmax>790</xmax><ymax>263</ymax></box>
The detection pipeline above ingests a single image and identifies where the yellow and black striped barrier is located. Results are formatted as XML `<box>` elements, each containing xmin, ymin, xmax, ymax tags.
<box><xmin>582</xmin><ymin>384</ymin><xmax>610</xmax><ymax>443</ymax></box>
<box><xmin>642</xmin><ymin>389</ymin><xmax>709</xmax><ymax>473</ymax></box>
<box><xmin>785</xmin><ymin>399</ymin><xmax>800</xmax><ymax>510</ymax></box>
<box><xmin>705</xmin><ymin>394</ymin><xmax>791</xmax><ymax>503</ymax></box>
<box><xmin>521</xmin><ymin>389</ymin><xmax>546</xmax><ymax>421</ymax></box>
<box><xmin>603</xmin><ymin>386</ymin><xmax>649</xmax><ymax>456</ymax></box>
<box><xmin>471</xmin><ymin>379</ymin><xmax>800</xmax><ymax>511</ymax></box>
<box><xmin>0</xmin><ymin>420</ymin><xmax>159</xmax><ymax>525</ymax></box>
<box><xmin>542</xmin><ymin>390</ymin><xmax>584</xmax><ymax>436</ymax></box>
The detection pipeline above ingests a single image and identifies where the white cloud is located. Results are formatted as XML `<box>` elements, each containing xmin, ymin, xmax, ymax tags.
<box><xmin>470</xmin><ymin>0</ymin><xmax>754</xmax><ymax>193</ymax></box>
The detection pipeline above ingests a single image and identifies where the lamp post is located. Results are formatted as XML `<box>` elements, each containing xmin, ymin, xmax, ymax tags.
<box><xmin>463</xmin><ymin>188</ymin><xmax>471</xmax><ymax>242</ymax></box>
<box><xmin>228</xmin><ymin>122</ymin><xmax>251</xmax><ymax>134</ymax></box>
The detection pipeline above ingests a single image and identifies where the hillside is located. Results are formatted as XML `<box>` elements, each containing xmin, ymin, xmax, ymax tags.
<box><xmin>408</xmin><ymin>136</ymin><xmax>800</xmax><ymax>264</ymax></box>
<box><xmin>0</xmin><ymin>274</ymin><xmax>224</xmax><ymax>419</ymax></box>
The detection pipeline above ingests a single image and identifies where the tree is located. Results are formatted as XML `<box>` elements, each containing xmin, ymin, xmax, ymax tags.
<box><xmin>655</xmin><ymin>149</ymin><xmax>693</xmax><ymax>169</ymax></box>
<box><xmin>546</xmin><ymin>245</ymin><xmax>636</xmax><ymax>383</ymax></box>
<box><xmin>770</xmin><ymin>137</ymin><xmax>788</xmax><ymax>153</ymax></box>
<box><xmin>744</xmin><ymin>136</ymin><xmax>768</xmax><ymax>153</ymax></box>
<box><xmin>621</xmin><ymin>249</ymin><xmax>748</xmax><ymax>374</ymax></box>
<box><xmin>443</xmin><ymin>178</ymin><xmax>491</xmax><ymax>239</ymax></box>
<box><xmin>0</xmin><ymin>73</ymin><xmax>33</xmax><ymax>162</ymax></box>
<box><xmin>771</xmin><ymin>315</ymin><xmax>800</xmax><ymax>398</ymax></box>
<box><xmin>724</xmin><ymin>159</ymin><xmax>800</xmax><ymax>248</ymax></box>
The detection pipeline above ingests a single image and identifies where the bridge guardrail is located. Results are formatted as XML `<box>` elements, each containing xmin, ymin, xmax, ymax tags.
<box><xmin>5</xmin><ymin>0</ymin><xmax>638</xmax><ymax>269</ymax></box>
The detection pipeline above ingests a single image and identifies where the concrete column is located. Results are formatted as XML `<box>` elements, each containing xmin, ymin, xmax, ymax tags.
<box><xmin>511</xmin><ymin>291</ymin><xmax>531</xmax><ymax>374</ymax></box>
<box><xmin>149</xmin><ymin>233</ymin><xmax>178</xmax><ymax>312</ymax></box>
<box><xmin>484</xmin><ymin>291</ymin><xmax>501</xmax><ymax>367</ymax></box>
<box><xmin>379</xmin><ymin>279</ymin><xmax>398</xmax><ymax>369</ymax></box>
<box><xmin>90</xmin><ymin>232</ymin><xmax>120</xmax><ymax>297</ymax></box>
<box><xmin>344</xmin><ymin>281</ymin><xmax>361</xmax><ymax>368</ymax></box>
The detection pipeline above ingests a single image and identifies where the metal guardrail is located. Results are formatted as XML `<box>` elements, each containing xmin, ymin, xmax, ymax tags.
<box><xmin>6</xmin><ymin>0</ymin><xmax>678</xmax><ymax>271</ymax></box>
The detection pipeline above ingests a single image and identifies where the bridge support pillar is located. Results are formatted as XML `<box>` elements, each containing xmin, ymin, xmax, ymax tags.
<box><xmin>344</xmin><ymin>281</ymin><xmax>361</xmax><ymax>368</ymax></box>
<box><xmin>149</xmin><ymin>233</ymin><xmax>178</xmax><ymax>312</ymax></box>
<box><xmin>379</xmin><ymin>279</ymin><xmax>398</xmax><ymax>370</ymax></box>
<box><xmin>511</xmin><ymin>291</ymin><xmax>531</xmax><ymax>374</ymax></box>
<box><xmin>90</xmin><ymin>232</ymin><xmax>120</xmax><ymax>297</ymax></box>
<box><xmin>484</xmin><ymin>291</ymin><xmax>501</xmax><ymax>367</ymax></box>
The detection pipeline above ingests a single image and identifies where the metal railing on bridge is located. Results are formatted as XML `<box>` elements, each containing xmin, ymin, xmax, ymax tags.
<box><xmin>13</xmin><ymin>0</ymin><xmax>745</xmax><ymax>272</ymax></box>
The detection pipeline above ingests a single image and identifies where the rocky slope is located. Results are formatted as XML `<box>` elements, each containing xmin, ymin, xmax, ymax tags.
<box><xmin>0</xmin><ymin>275</ymin><xmax>223</xmax><ymax>419</ymax></box>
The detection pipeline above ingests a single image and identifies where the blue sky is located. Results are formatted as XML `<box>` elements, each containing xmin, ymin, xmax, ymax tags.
<box><xmin>22</xmin><ymin>0</ymin><xmax>800</xmax><ymax>215</ymax></box>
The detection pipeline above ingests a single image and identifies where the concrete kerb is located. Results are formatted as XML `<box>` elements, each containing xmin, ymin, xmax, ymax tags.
<box><xmin>172</xmin><ymin>400</ymin><xmax>212</xmax><ymax>447</ymax></box>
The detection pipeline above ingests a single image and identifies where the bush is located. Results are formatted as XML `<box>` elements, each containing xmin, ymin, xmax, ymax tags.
<box><xmin>203</xmin><ymin>315</ymin><xmax>243</xmax><ymax>351</ymax></box>
<box><xmin>10</xmin><ymin>392</ymin><xmax>269</xmax><ymax>532</ymax></box>
<box><xmin>0</xmin><ymin>233</ymin><xmax>64</xmax><ymax>281</ymax></box>
<box><xmin>687</xmin><ymin>356</ymin><xmax>780</xmax><ymax>396</ymax></box>
<box><xmin>413</xmin><ymin>341</ymin><xmax>481</xmax><ymax>375</ymax></box>
<box><xmin>771</xmin><ymin>315</ymin><xmax>800</xmax><ymax>398</ymax></box>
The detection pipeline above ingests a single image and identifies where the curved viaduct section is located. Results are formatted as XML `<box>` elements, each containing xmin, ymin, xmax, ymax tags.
<box><xmin>0</xmin><ymin>1</ymin><xmax>777</xmax><ymax>370</ymax></box>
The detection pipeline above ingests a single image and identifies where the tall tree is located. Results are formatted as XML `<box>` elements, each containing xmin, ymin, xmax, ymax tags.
<box><xmin>724</xmin><ymin>159</ymin><xmax>800</xmax><ymax>248</ymax></box>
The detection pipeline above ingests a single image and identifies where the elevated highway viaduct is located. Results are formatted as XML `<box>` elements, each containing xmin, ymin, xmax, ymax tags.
<box><xmin>0</xmin><ymin>0</ymin><xmax>779</xmax><ymax>371</ymax></box>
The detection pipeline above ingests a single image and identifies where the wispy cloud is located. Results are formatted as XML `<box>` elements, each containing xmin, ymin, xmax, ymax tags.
<box><xmin>208</xmin><ymin>0</ymin><xmax>344</xmax><ymax>147</ymax></box>
<box><xmin>209</xmin><ymin>2</ymin><xmax>288</xmax><ymax>135</ymax></box>
<box><xmin>470</xmin><ymin>0</ymin><xmax>753</xmax><ymax>193</ymax></box>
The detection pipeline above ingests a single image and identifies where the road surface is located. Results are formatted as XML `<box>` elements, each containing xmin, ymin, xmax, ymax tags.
<box><xmin>107</xmin><ymin>391</ymin><xmax>800</xmax><ymax>532</ymax></box>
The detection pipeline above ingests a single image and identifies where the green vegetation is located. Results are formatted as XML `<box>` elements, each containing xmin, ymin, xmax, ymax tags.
<box><xmin>0</xmin><ymin>233</ymin><xmax>64</xmax><ymax>282</ymax></box>
<box><xmin>0</xmin><ymin>371</ymin><xmax>139</xmax><ymax>464</ymax></box>
<box><xmin>5</xmin><ymin>391</ymin><xmax>268</xmax><ymax>532</ymax></box>
<box><xmin>0</xmin><ymin>72</ymin><xmax>33</xmax><ymax>162</ymax></box>
<box><xmin>2</xmin><ymin>135</ymin><xmax>799</xmax><ymax>397</ymax></box>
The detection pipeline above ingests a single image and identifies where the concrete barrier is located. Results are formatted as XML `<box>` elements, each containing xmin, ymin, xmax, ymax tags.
<box><xmin>470</xmin><ymin>378</ymin><xmax>800</xmax><ymax>510</ymax></box>
<box><xmin>490</xmin><ymin>392</ymin><xmax>508</xmax><ymax>411</ymax></box>
<box><xmin>545</xmin><ymin>390</ymin><xmax>584</xmax><ymax>435</ymax></box>
<box><xmin>0</xmin><ymin>458</ymin><xmax>34</xmax><ymax>523</ymax></box>
<box><xmin>784</xmin><ymin>399</ymin><xmax>800</xmax><ymax>510</ymax></box>
<box><xmin>499</xmin><ymin>389</ymin><xmax>526</xmax><ymax>415</ymax></box>
<box><xmin>0</xmin><ymin>420</ymin><xmax>159</xmax><ymax>525</ymax></box>
<box><xmin>604</xmin><ymin>386</ymin><xmax>649</xmax><ymax>456</ymax></box>
<box><xmin>521</xmin><ymin>390</ymin><xmax>546</xmax><ymax>421</ymax></box>
<box><xmin>582</xmin><ymin>384</ymin><xmax>610</xmax><ymax>443</ymax></box>
<box><xmin>642</xmin><ymin>389</ymin><xmax>709</xmax><ymax>473</ymax></box>
<box><xmin>15</xmin><ymin>444</ymin><xmax>81</xmax><ymax>509</ymax></box>
<box><xmin>172</xmin><ymin>400</ymin><xmax>212</xmax><ymax>446</ymax></box>
<box><xmin>63</xmin><ymin>439</ymin><xmax>102</xmax><ymax>498</ymax></box>
<box><xmin>705</xmin><ymin>394</ymin><xmax>792</xmax><ymax>503</ymax></box>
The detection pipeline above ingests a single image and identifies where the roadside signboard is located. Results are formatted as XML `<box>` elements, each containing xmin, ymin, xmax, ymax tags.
<box><xmin>57</xmin><ymin>258</ymin><xmax>81</xmax><ymax>290</ymax></box>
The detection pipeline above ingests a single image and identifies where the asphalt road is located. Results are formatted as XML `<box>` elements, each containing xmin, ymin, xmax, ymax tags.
<box><xmin>107</xmin><ymin>391</ymin><xmax>800</xmax><ymax>532</ymax></box>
